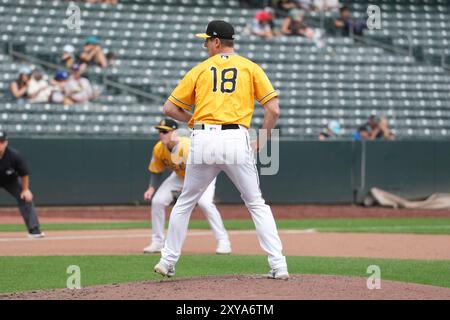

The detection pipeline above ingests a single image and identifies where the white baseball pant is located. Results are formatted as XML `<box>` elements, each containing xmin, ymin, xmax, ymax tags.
<box><xmin>151</xmin><ymin>172</ymin><xmax>229</xmax><ymax>246</ymax></box>
<box><xmin>161</xmin><ymin>125</ymin><xmax>287</xmax><ymax>270</ymax></box>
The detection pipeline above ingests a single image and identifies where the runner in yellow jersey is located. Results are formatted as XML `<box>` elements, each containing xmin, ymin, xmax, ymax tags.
<box><xmin>154</xmin><ymin>20</ymin><xmax>288</xmax><ymax>279</ymax></box>
<box><xmin>142</xmin><ymin>118</ymin><xmax>231</xmax><ymax>254</ymax></box>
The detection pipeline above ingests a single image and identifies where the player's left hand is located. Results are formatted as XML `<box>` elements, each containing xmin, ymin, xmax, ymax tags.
<box><xmin>20</xmin><ymin>189</ymin><xmax>33</xmax><ymax>202</ymax></box>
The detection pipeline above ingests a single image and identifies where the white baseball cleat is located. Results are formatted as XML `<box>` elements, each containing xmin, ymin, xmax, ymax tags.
<box><xmin>143</xmin><ymin>242</ymin><xmax>164</xmax><ymax>254</ymax></box>
<box><xmin>267</xmin><ymin>267</ymin><xmax>290</xmax><ymax>280</ymax></box>
<box><xmin>28</xmin><ymin>232</ymin><xmax>45</xmax><ymax>239</ymax></box>
<box><xmin>215</xmin><ymin>241</ymin><xmax>232</xmax><ymax>255</ymax></box>
<box><xmin>154</xmin><ymin>260</ymin><xmax>175</xmax><ymax>277</ymax></box>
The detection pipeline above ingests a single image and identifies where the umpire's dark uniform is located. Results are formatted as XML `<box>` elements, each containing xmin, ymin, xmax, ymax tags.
<box><xmin>0</xmin><ymin>131</ymin><xmax>42</xmax><ymax>235</ymax></box>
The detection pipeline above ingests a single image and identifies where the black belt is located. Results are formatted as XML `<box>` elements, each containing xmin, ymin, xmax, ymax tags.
<box><xmin>193</xmin><ymin>124</ymin><xmax>240</xmax><ymax>130</ymax></box>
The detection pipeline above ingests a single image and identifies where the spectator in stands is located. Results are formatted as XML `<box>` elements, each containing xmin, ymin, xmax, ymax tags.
<box><xmin>281</xmin><ymin>9</ymin><xmax>312</xmax><ymax>37</ymax></box>
<box><xmin>250</xmin><ymin>7</ymin><xmax>277</xmax><ymax>40</ymax></box>
<box><xmin>319</xmin><ymin>120</ymin><xmax>341</xmax><ymax>140</ymax></box>
<box><xmin>9</xmin><ymin>67</ymin><xmax>31</xmax><ymax>103</ymax></box>
<box><xmin>281</xmin><ymin>8</ymin><xmax>324</xmax><ymax>46</ymax></box>
<box><xmin>64</xmin><ymin>63</ymin><xmax>98</xmax><ymax>104</ymax></box>
<box><xmin>61</xmin><ymin>44</ymin><xmax>77</xmax><ymax>69</ymax></box>
<box><xmin>27</xmin><ymin>69</ymin><xmax>52</xmax><ymax>103</ymax></box>
<box><xmin>49</xmin><ymin>70</ymin><xmax>70</xmax><ymax>104</ymax></box>
<box><xmin>78</xmin><ymin>36</ymin><xmax>108</xmax><ymax>72</ymax></box>
<box><xmin>105</xmin><ymin>51</ymin><xmax>116</xmax><ymax>67</ymax></box>
<box><xmin>334</xmin><ymin>5</ymin><xmax>367</xmax><ymax>37</ymax></box>
<box><xmin>373</xmin><ymin>116</ymin><xmax>395</xmax><ymax>140</ymax></box>
<box><xmin>353</xmin><ymin>115</ymin><xmax>394</xmax><ymax>140</ymax></box>
<box><xmin>353</xmin><ymin>125</ymin><xmax>370</xmax><ymax>141</ymax></box>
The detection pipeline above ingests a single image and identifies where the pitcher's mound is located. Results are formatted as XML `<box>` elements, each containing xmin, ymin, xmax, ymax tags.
<box><xmin>2</xmin><ymin>275</ymin><xmax>450</xmax><ymax>300</ymax></box>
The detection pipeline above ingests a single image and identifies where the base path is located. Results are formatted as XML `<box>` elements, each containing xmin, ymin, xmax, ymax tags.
<box><xmin>2</xmin><ymin>275</ymin><xmax>450</xmax><ymax>300</ymax></box>
<box><xmin>1</xmin><ymin>229</ymin><xmax>450</xmax><ymax>260</ymax></box>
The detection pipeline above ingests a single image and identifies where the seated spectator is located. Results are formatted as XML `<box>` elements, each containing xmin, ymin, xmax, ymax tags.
<box><xmin>10</xmin><ymin>67</ymin><xmax>31</xmax><ymax>102</ymax></box>
<box><xmin>105</xmin><ymin>51</ymin><xmax>116</xmax><ymax>67</ymax></box>
<box><xmin>49</xmin><ymin>70</ymin><xmax>70</xmax><ymax>104</ymax></box>
<box><xmin>319</xmin><ymin>120</ymin><xmax>341</xmax><ymax>140</ymax></box>
<box><xmin>250</xmin><ymin>8</ymin><xmax>276</xmax><ymax>40</ymax></box>
<box><xmin>61</xmin><ymin>44</ymin><xmax>76</xmax><ymax>69</ymax></box>
<box><xmin>373</xmin><ymin>116</ymin><xmax>395</xmax><ymax>140</ymax></box>
<box><xmin>353</xmin><ymin>115</ymin><xmax>394</xmax><ymax>141</ymax></box>
<box><xmin>313</xmin><ymin>0</ymin><xmax>340</xmax><ymax>12</ymax></box>
<box><xmin>78</xmin><ymin>36</ymin><xmax>108</xmax><ymax>72</ymax></box>
<box><xmin>27</xmin><ymin>69</ymin><xmax>52</xmax><ymax>103</ymax></box>
<box><xmin>334</xmin><ymin>5</ymin><xmax>367</xmax><ymax>37</ymax></box>
<box><xmin>281</xmin><ymin>9</ymin><xmax>313</xmax><ymax>37</ymax></box>
<box><xmin>353</xmin><ymin>125</ymin><xmax>370</xmax><ymax>141</ymax></box>
<box><xmin>64</xmin><ymin>64</ymin><xmax>98</xmax><ymax>104</ymax></box>
<box><xmin>281</xmin><ymin>8</ymin><xmax>324</xmax><ymax>46</ymax></box>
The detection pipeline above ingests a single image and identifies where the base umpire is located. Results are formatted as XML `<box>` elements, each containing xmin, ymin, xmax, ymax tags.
<box><xmin>0</xmin><ymin>131</ymin><xmax>44</xmax><ymax>238</ymax></box>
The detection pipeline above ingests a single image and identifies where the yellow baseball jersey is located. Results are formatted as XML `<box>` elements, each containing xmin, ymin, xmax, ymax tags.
<box><xmin>168</xmin><ymin>53</ymin><xmax>278</xmax><ymax>128</ymax></box>
<box><xmin>148</xmin><ymin>137</ymin><xmax>190</xmax><ymax>178</ymax></box>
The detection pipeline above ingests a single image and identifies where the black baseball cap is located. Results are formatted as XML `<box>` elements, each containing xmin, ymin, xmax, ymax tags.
<box><xmin>196</xmin><ymin>20</ymin><xmax>235</xmax><ymax>40</ymax></box>
<box><xmin>0</xmin><ymin>130</ymin><xmax>8</xmax><ymax>141</ymax></box>
<box><xmin>154</xmin><ymin>118</ymin><xmax>178</xmax><ymax>132</ymax></box>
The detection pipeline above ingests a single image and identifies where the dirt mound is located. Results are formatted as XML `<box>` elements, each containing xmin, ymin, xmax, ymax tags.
<box><xmin>2</xmin><ymin>275</ymin><xmax>450</xmax><ymax>300</ymax></box>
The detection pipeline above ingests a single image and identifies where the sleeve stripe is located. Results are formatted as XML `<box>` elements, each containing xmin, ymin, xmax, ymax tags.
<box><xmin>170</xmin><ymin>95</ymin><xmax>193</xmax><ymax>110</ymax></box>
<box><xmin>258</xmin><ymin>91</ymin><xmax>277</xmax><ymax>104</ymax></box>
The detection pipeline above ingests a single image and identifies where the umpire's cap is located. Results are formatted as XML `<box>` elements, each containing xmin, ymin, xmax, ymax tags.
<box><xmin>154</xmin><ymin>118</ymin><xmax>178</xmax><ymax>132</ymax></box>
<box><xmin>196</xmin><ymin>20</ymin><xmax>235</xmax><ymax>40</ymax></box>
<box><xmin>0</xmin><ymin>130</ymin><xmax>8</xmax><ymax>141</ymax></box>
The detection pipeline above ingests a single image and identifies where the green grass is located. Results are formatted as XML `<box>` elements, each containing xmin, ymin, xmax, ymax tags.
<box><xmin>0</xmin><ymin>255</ymin><xmax>449</xmax><ymax>294</ymax></box>
<box><xmin>1</xmin><ymin>218</ymin><xmax>450</xmax><ymax>234</ymax></box>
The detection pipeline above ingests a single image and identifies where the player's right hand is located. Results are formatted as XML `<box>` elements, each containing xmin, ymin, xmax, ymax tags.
<box><xmin>144</xmin><ymin>187</ymin><xmax>155</xmax><ymax>201</ymax></box>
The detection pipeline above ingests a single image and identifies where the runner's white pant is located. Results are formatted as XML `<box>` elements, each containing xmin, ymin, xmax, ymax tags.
<box><xmin>161</xmin><ymin>126</ymin><xmax>287</xmax><ymax>270</ymax></box>
<box><xmin>151</xmin><ymin>172</ymin><xmax>229</xmax><ymax>246</ymax></box>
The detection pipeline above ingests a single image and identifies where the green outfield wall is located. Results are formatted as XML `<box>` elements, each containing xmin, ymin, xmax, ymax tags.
<box><xmin>1</xmin><ymin>138</ymin><xmax>449</xmax><ymax>205</ymax></box>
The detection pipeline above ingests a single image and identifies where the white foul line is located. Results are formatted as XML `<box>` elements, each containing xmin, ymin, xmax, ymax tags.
<box><xmin>0</xmin><ymin>229</ymin><xmax>316</xmax><ymax>242</ymax></box>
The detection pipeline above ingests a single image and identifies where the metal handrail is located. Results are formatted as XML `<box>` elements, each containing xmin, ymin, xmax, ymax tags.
<box><xmin>344</xmin><ymin>26</ymin><xmax>450</xmax><ymax>72</ymax></box>
<box><xmin>311</xmin><ymin>12</ymin><xmax>450</xmax><ymax>73</ymax></box>
<box><xmin>350</xmin><ymin>33</ymin><xmax>409</xmax><ymax>57</ymax></box>
<box><xmin>102</xmin><ymin>76</ymin><xmax>164</xmax><ymax>102</ymax></box>
<box><xmin>7</xmin><ymin>45</ymin><xmax>165</xmax><ymax>103</ymax></box>
<box><xmin>9</xmin><ymin>50</ymin><xmax>62</xmax><ymax>71</ymax></box>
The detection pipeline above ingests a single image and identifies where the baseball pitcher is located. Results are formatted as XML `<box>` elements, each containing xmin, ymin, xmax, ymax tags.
<box><xmin>154</xmin><ymin>21</ymin><xmax>288</xmax><ymax>279</ymax></box>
